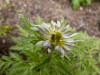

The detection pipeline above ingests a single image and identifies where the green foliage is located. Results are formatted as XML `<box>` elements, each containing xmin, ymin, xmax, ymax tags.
<box><xmin>0</xmin><ymin>25</ymin><xmax>12</xmax><ymax>36</ymax></box>
<box><xmin>72</xmin><ymin>0</ymin><xmax>92</xmax><ymax>9</ymax></box>
<box><xmin>0</xmin><ymin>15</ymin><xmax>100</xmax><ymax>75</ymax></box>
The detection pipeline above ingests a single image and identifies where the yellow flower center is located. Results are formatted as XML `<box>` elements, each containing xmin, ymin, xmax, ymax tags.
<box><xmin>50</xmin><ymin>32</ymin><xmax>65</xmax><ymax>47</ymax></box>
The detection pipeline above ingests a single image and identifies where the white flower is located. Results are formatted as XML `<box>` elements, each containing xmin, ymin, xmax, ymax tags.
<box><xmin>31</xmin><ymin>20</ymin><xmax>80</xmax><ymax>57</ymax></box>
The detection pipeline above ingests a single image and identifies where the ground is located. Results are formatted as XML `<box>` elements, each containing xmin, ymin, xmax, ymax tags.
<box><xmin>0</xmin><ymin>0</ymin><xmax>100</xmax><ymax>55</ymax></box>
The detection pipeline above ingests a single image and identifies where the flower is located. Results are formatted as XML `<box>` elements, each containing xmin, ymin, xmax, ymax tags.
<box><xmin>31</xmin><ymin>20</ymin><xmax>79</xmax><ymax>57</ymax></box>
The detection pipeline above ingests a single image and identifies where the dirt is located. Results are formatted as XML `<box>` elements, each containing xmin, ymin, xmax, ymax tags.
<box><xmin>0</xmin><ymin>0</ymin><xmax>100</xmax><ymax>55</ymax></box>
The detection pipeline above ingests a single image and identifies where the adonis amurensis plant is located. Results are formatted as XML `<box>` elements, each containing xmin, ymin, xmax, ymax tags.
<box><xmin>31</xmin><ymin>20</ymin><xmax>81</xmax><ymax>58</ymax></box>
<box><xmin>0</xmin><ymin>14</ymin><xmax>100</xmax><ymax>75</ymax></box>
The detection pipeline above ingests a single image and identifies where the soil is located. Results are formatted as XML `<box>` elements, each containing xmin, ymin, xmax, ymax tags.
<box><xmin>0</xmin><ymin>0</ymin><xmax>100</xmax><ymax>55</ymax></box>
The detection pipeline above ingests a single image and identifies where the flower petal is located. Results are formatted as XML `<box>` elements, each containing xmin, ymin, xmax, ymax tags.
<box><xmin>62</xmin><ymin>25</ymin><xmax>70</xmax><ymax>32</ymax></box>
<box><xmin>64</xmin><ymin>42</ymin><xmax>75</xmax><ymax>47</ymax></box>
<box><xmin>48</xmin><ymin>48</ymin><xmax>52</xmax><ymax>53</ymax></box>
<box><xmin>69</xmin><ymin>33</ymin><xmax>78</xmax><ymax>37</ymax></box>
<box><xmin>51</xmin><ymin>21</ymin><xmax>56</xmax><ymax>26</ymax></box>
<box><xmin>35</xmin><ymin>41</ymin><xmax>45</xmax><ymax>46</ymax></box>
<box><xmin>55</xmin><ymin>45</ymin><xmax>65</xmax><ymax>57</ymax></box>
<box><xmin>67</xmin><ymin>39</ymin><xmax>75</xmax><ymax>43</ymax></box>
<box><xmin>43</xmin><ymin>40</ymin><xmax>51</xmax><ymax>48</ymax></box>
<box><xmin>31</xmin><ymin>27</ymin><xmax>38</xmax><ymax>31</ymax></box>
<box><xmin>63</xmin><ymin>34</ymin><xmax>70</xmax><ymax>39</ymax></box>
<box><xmin>63</xmin><ymin>46</ymin><xmax>71</xmax><ymax>51</ymax></box>
<box><xmin>57</xmin><ymin>21</ymin><xmax>61</xmax><ymax>27</ymax></box>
